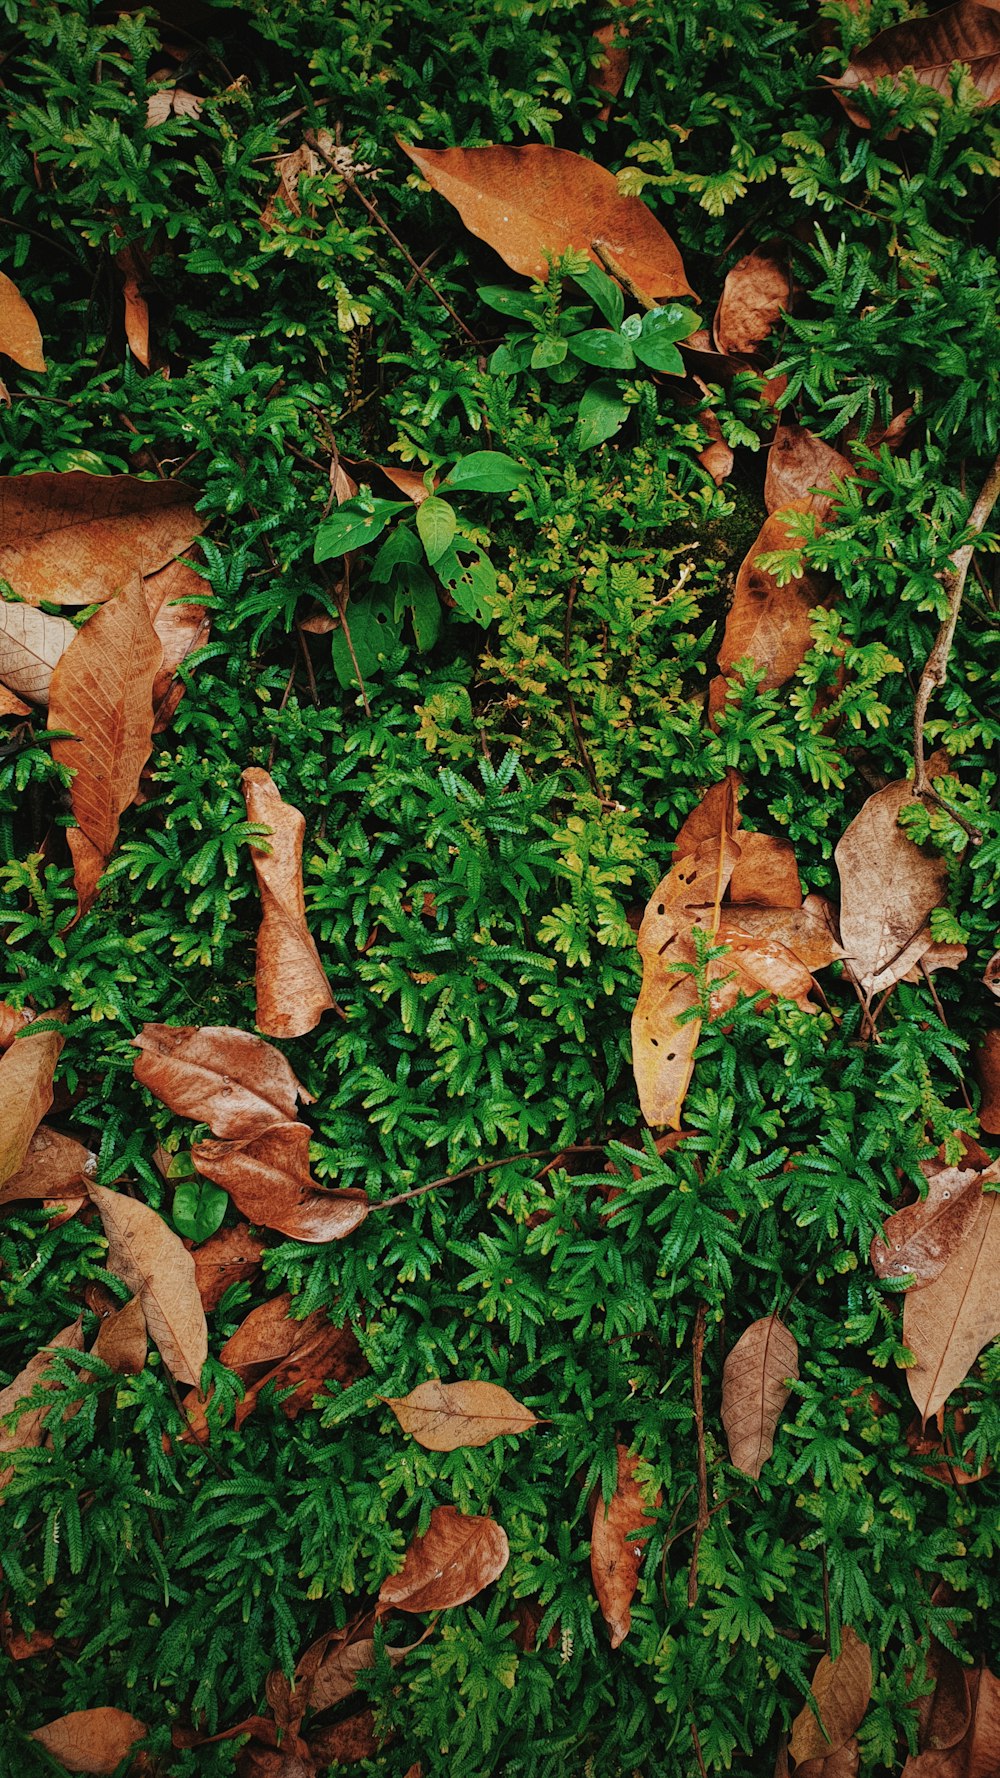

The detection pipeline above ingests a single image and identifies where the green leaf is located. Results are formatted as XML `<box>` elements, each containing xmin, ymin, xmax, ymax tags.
<box><xmin>530</xmin><ymin>336</ymin><xmax>568</xmax><ymax>369</ymax></box>
<box><xmin>434</xmin><ymin>542</ymin><xmax>498</xmax><ymax>621</ymax></box>
<box><xmin>331</xmin><ymin>593</ymin><xmax>400</xmax><ymax>689</ymax></box>
<box><xmin>576</xmin><ymin>380</ymin><xmax>630</xmax><ymax>450</ymax></box>
<box><xmin>477</xmin><ymin>284</ymin><xmax>538</xmax><ymax>319</ymax></box>
<box><xmin>443</xmin><ymin>452</ymin><xmax>526</xmax><ymax>494</ymax></box>
<box><xmin>572</xmin><ymin>262</ymin><xmax>624</xmax><ymax>331</ymax></box>
<box><xmin>172</xmin><ymin>1179</ymin><xmax>227</xmax><ymax>1244</ymax></box>
<box><xmin>416</xmin><ymin>496</ymin><xmax>457</xmax><ymax>565</ymax></box>
<box><xmin>568</xmin><ymin>329</ymin><xmax>636</xmax><ymax>370</ymax></box>
<box><xmin>631</xmin><ymin>305</ymin><xmax>701</xmax><ymax>375</ymax></box>
<box><xmin>370</xmin><ymin>523</ymin><xmax>423</xmax><ymax>582</ymax></box>
<box><xmin>314</xmin><ymin>498</ymin><xmax>408</xmax><ymax>563</ymax></box>
<box><xmin>402</xmin><ymin>574</ymin><xmax>443</xmax><ymax>652</ymax></box>
<box><xmin>631</xmin><ymin>336</ymin><xmax>685</xmax><ymax>375</ymax></box>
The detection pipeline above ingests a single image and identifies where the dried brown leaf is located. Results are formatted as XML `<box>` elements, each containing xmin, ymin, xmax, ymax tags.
<box><xmin>871</xmin><ymin>1161</ymin><xmax>984</xmax><ymax>1287</ymax></box>
<box><xmin>0</xmin><ymin>1015</ymin><xmax>65</xmax><ymax>1187</ymax></box>
<box><xmin>0</xmin><ymin>683</ymin><xmax>30</xmax><ymax>716</ymax></box>
<box><xmin>0</xmin><ymin>1318</ymin><xmax>84</xmax><ymax>1491</ymax></box>
<box><xmin>133</xmin><ymin>1023</ymin><xmax>312</xmax><ymax>1138</ymax></box>
<box><xmin>92</xmin><ymin>1295</ymin><xmax>148</xmax><ymax>1376</ymax></box>
<box><xmin>826</xmin><ymin>2</ymin><xmax>1000</xmax><ymax>127</ymax></box>
<box><xmin>796</xmin><ymin>1739</ymin><xmax>860</xmax><ymax>1778</ymax></box>
<box><xmin>0</xmin><ymin>1124</ymin><xmax>93</xmax><ymax>1207</ymax></box>
<box><xmin>241</xmin><ymin>768</ymin><xmax>335</xmax><ymax>1039</ymax></box>
<box><xmin>906</xmin><ymin>1411</ymin><xmax>991</xmax><ymax>1486</ymax></box>
<box><xmin>984</xmin><ymin>950</ymin><xmax>1000</xmax><ymax>997</ymax></box>
<box><xmin>695</xmin><ymin>401</ymin><xmax>734</xmax><ymax>486</ymax></box>
<box><xmin>713</xmin><ymin>247</ymin><xmax>790</xmax><ymax>357</ymax></box>
<box><xmin>975</xmin><ymin>1029</ymin><xmax>1000</xmax><ymax>1134</ymax></box>
<box><xmin>729</xmin><ymin>832</ymin><xmax>802</xmax><ymax>909</ymax></box>
<box><xmin>218</xmin><ymin>1291</ymin><xmax>366</xmax><ymax>1425</ymax></box>
<box><xmin>904</xmin><ymin>1667</ymin><xmax>1000</xmax><ymax>1776</ymax></box>
<box><xmin>383</xmin><ymin>1379</ymin><xmax>538</xmax><ymax>1450</ymax></box>
<box><xmin>399</xmin><ymin>140</ymin><xmax>694</xmax><ymax>304</ymax></box>
<box><xmin>89</xmin><ymin>1183</ymin><xmax>208</xmax><ymax>1387</ymax></box>
<box><xmin>589</xmin><ymin>1444</ymin><xmax>660</xmax><ymax>1648</ymax></box>
<box><xmin>672</xmin><ymin>772</ymin><xmax>742</xmax><ymax>860</ymax></box>
<box><xmin>710</xmin><ymin>923</ymin><xmax>818</xmax><ymax>1017</ymax></box>
<box><xmin>143</xmin><ymin>555</ymin><xmax>210</xmax><ymax>731</ymax></box>
<box><xmin>0</xmin><ymin>272</ymin><xmax>45</xmax><ymax>373</ymax></box>
<box><xmin>715</xmin><ymin>512</ymin><xmax>826</xmax><ymax>696</ymax></box>
<box><xmin>377</xmin><ymin>1503</ymin><xmax>510</xmax><ymax>1614</ymax></box>
<box><xmin>303</xmin><ymin>1636</ymin><xmax>413</xmax><ymax>1715</ymax></box>
<box><xmin>0</xmin><ymin>1002</ymin><xmax>30</xmax><ymax>1050</ymax></box>
<box><xmin>29</xmin><ymin>1707</ymin><xmax>147</xmax><ymax>1775</ymax></box>
<box><xmin>146</xmin><ymin>86</ymin><xmax>204</xmax><ymax>126</ymax></box>
<box><xmin>592</xmin><ymin>21</ymin><xmax>630</xmax><ymax>107</ymax></box>
<box><xmin>764</xmin><ymin>424</ymin><xmax>854</xmax><ymax>519</ymax></box>
<box><xmin>0</xmin><ymin>600</ymin><xmax>74</xmax><ymax>704</ymax></box>
<box><xmin>721</xmin><ymin>1315</ymin><xmax>799</xmax><ymax>1478</ymax></box>
<box><xmin>904</xmin><ymin>1188</ymin><xmax>1000</xmax><ymax>1422</ymax></box>
<box><xmin>191</xmin><ymin>1222</ymin><xmax>266</xmax><ymax>1312</ymax></box>
<box><xmin>308</xmin><ymin>1710</ymin><xmax>379</xmax><ymax>1766</ymax></box>
<box><xmin>260</xmin><ymin>142</ymin><xmax>323</xmax><ymax>229</ymax></box>
<box><xmin>191</xmin><ymin>1123</ymin><xmax>369</xmax><ymax>1243</ymax></box>
<box><xmin>115</xmin><ymin>243</ymin><xmax>150</xmax><ymax>368</ymax></box>
<box><xmin>0</xmin><ymin>471</ymin><xmax>203</xmax><ymax>607</ymax></box>
<box><xmin>789</xmin><ymin>1627</ymin><xmax>873</xmax><ymax>1764</ymax></box>
<box><xmin>835</xmin><ymin>778</ymin><xmax>948</xmax><ymax>996</ymax></box>
<box><xmin>49</xmin><ymin>578</ymin><xmax>163</xmax><ymax>862</ymax></box>
<box><xmin>705</xmin><ymin>897</ymin><xmax>844</xmax><ymax>973</ymax></box>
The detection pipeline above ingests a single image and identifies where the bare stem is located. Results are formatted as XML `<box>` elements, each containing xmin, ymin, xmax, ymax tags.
<box><xmin>687</xmin><ymin>1302</ymin><xmax>709</xmax><ymax>1609</ymax></box>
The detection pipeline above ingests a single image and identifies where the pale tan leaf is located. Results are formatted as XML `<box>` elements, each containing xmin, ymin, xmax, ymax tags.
<box><xmin>835</xmin><ymin>779</ymin><xmax>948</xmax><ymax>996</ymax></box>
<box><xmin>0</xmin><ymin>599</ymin><xmax>74</xmax><ymax>703</ymax></box>
<box><xmin>241</xmin><ymin>767</ymin><xmax>335</xmax><ymax>1039</ymax></box>
<box><xmin>377</xmin><ymin>1503</ymin><xmax>509</xmax><ymax>1613</ymax></box>
<box><xmin>133</xmin><ymin>1023</ymin><xmax>312</xmax><ymax>1138</ymax></box>
<box><xmin>89</xmin><ymin>1184</ymin><xmax>208</xmax><ymax>1387</ymax></box>
<box><xmin>710</xmin><ymin>924</ymin><xmax>818</xmax><ymax>1017</ymax></box>
<box><xmin>29</xmin><ymin>1707</ymin><xmax>147</xmax><ymax>1775</ymax></box>
<box><xmin>0</xmin><ymin>1319</ymin><xmax>84</xmax><ymax>1491</ymax></box>
<box><xmin>146</xmin><ymin>87</ymin><xmax>203</xmax><ymax>126</ymax></box>
<box><xmin>721</xmin><ymin>1315</ymin><xmax>798</xmax><ymax>1478</ymax></box>
<box><xmin>0</xmin><ymin>271</ymin><xmax>46</xmax><ymax>373</ymax></box>
<box><xmin>92</xmin><ymin>1296</ymin><xmax>147</xmax><ymax>1376</ymax></box>
<box><xmin>0</xmin><ymin>471</ymin><xmax>203</xmax><ymax>607</ymax></box>
<box><xmin>871</xmin><ymin>1161</ymin><xmax>984</xmax><ymax>1287</ymax></box>
<box><xmin>115</xmin><ymin>243</ymin><xmax>150</xmax><ymax>368</ymax></box>
<box><xmin>0</xmin><ymin>1016</ymin><xmax>65</xmax><ymax>1187</ymax></box>
<box><xmin>713</xmin><ymin>247</ymin><xmax>790</xmax><ymax>357</ymax></box>
<box><xmin>789</xmin><ymin>1628</ymin><xmax>873</xmax><ymax>1764</ymax></box>
<box><xmin>589</xmin><ymin>1444</ymin><xmax>660</xmax><ymax>1648</ymax></box>
<box><xmin>191</xmin><ymin>1122</ymin><xmax>369</xmax><ymax>1243</ymax></box>
<box><xmin>0</xmin><ymin>683</ymin><xmax>30</xmax><ymax>716</ymax></box>
<box><xmin>713</xmin><ymin>895</ymin><xmax>843</xmax><ymax>973</ymax></box>
<box><xmin>383</xmin><ymin>1379</ymin><xmax>538</xmax><ymax>1450</ymax></box>
<box><xmin>904</xmin><ymin>1190</ymin><xmax>1000</xmax><ymax>1422</ymax></box>
<box><xmin>49</xmin><ymin>578</ymin><xmax>163</xmax><ymax>858</ymax></box>
<box><xmin>400</xmin><ymin>140</ymin><xmax>694</xmax><ymax>305</ymax></box>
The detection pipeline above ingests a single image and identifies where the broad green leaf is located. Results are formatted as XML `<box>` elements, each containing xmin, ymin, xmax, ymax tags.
<box><xmin>632</xmin><ymin>305</ymin><xmax>700</xmax><ymax>374</ymax></box>
<box><xmin>403</xmin><ymin>575</ymin><xmax>442</xmax><ymax>652</ymax></box>
<box><xmin>370</xmin><ymin>524</ymin><xmax>423</xmax><ymax>581</ymax></box>
<box><xmin>314</xmin><ymin>498</ymin><xmax>408</xmax><ymax>564</ymax></box>
<box><xmin>568</xmin><ymin>329</ymin><xmax>636</xmax><ymax>370</ymax></box>
<box><xmin>572</xmin><ymin>262</ymin><xmax>624</xmax><ymax>330</ymax></box>
<box><xmin>434</xmin><ymin>542</ymin><xmax>498</xmax><ymax>621</ymax></box>
<box><xmin>631</xmin><ymin>336</ymin><xmax>685</xmax><ymax>375</ymax></box>
<box><xmin>172</xmin><ymin>1178</ymin><xmax>228</xmax><ymax>1244</ymax></box>
<box><xmin>331</xmin><ymin>593</ymin><xmax>400</xmax><ymax>689</ymax></box>
<box><xmin>576</xmin><ymin>380</ymin><xmax>630</xmax><ymax>450</ymax></box>
<box><xmin>530</xmin><ymin>336</ymin><xmax>568</xmax><ymax>369</ymax></box>
<box><xmin>416</xmin><ymin>497</ymin><xmax>457</xmax><ymax>565</ymax></box>
<box><xmin>443</xmin><ymin>452</ymin><xmax>526</xmax><ymax>494</ymax></box>
<box><xmin>477</xmin><ymin>284</ymin><xmax>538</xmax><ymax>319</ymax></box>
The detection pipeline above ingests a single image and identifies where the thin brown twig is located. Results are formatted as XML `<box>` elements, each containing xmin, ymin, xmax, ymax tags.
<box><xmin>690</xmin><ymin>1722</ymin><xmax>709</xmax><ymax>1778</ymax></box>
<box><xmin>913</xmin><ymin>450</ymin><xmax>1000</xmax><ymax>823</ymax></box>
<box><xmin>687</xmin><ymin>1302</ymin><xmax>709</xmax><ymax>1609</ymax></box>
<box><xmin>821</xmin><ymin>1545</ymin><xmax>831</xmax><ymax>1656</ymax></box>
<box><xmin>333</xmin><ymin>585</ymin><xmax>371</xmax><ymax>718</ymax></box>
<box><xmin>304</xmin><ymin>131</ymin><xmax>478</xmax><ymax>344</ymax></box>
<box><xmin>295</xmin><ymin>623</ymin><xmax>320</xmax><ymax>706</ymax></box>
<box><xmin>563</xmin><ymin>579</ymin><xmax>599</xmax><ymax>795</ymax></box>
<box><xmin>373</xmin><ymin>1143</ymin><xmax>605</xmax><ymax>1211</ymax></box>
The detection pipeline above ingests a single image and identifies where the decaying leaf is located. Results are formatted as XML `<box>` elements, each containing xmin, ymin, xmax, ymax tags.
<box><xmin>0</xmin><ymin>471</ymin><xmax>204</xmax><ymax>607</ymax></box>
<box><xmin>592</xmin><ymin>20</ymin><xmax>630</xmax><ymax>110</ymax></box>
<box><xmin>728</xmin><ymin>832</ymin><xmax>802</xmax><ymax>909</ymax></box>
<box><xmin>191</xmin><ymin>1123</ymin><xmax>369</xmax><ymax>1243</ymax></box>
<box><xmin>764</xmin><ymin>424</ymin><xmax>854</xmax><ymax>519</ymax></box>
<box><xmin>377</xmin><ymin>1503</ymin><xmax>510</xmax><ymax>1613</ymax></box>
<box><xmin>260</xmin><ymin>139</ymin><xmax>326</xmax><ymax>229</ymax></box>
<box><xmin>143</xmin><ymin>554</ymin><xmax>211</xmax><ymax>731</ymax></box>
<box><xmin>191</xmin><ymin>1222</ymin><xmax>266</xmax><ymax>1313</ymax></box>
<box><xmin>713</xmin><ymin>247</ymin><xmax>790</xmax><ymax>357</ymax></box>
<box><xmin>308</xmin><ymin>1710</ymin><xmax>379</xmax><ymax>1766</ymax></box>
<box><xmin>49</xmin><ymin>579</ymin><xmax>163</xmax><ymax>912</ymax></box>
<box><xmin>589</xmin><ymin>1444</ymin><xmax>661</xmax><ymax>1648</ymax></box>
<box><xmin>146</xmin><ymin>86</ymin><xmax>204</xmax><ymax>126</ymax></box>
<box><xmin>89</xmin><ymin>1184</ymin><xmax>208</xmax><ymax>1387</ymax></box>
<box><xmin>0</xmin><ymin>1318</ymin><xmax>84</xmax><ymax>1491</ymax></box>
<box><xmin>241</xmin><ymin>768</ymin><xmax>336</xmax><ymax>1039</ymax></box>
<box><xmin>218</xmin><ymin>1291</ymin><xmax>366</xmax><ymax>1425</ymax></box>
<box><xmin>298</xmin><ymin>1635</ymin><xmax>414</xmax><ymax>1715</ymax></box>
<box><xmin>631</xmin><ymin>834</ymin><xmax>739</xmax><ymax>1127</ymax></box>
<box><xmin>115</xmin><ymin>241</ymin><xmax>150</xmax><ymax>368</ymax></box>
<box><xmin>0</xmin><ymin>271</ymin><xmax>46</xmax><ymax>373</ymax></box>
<box><xmin>696</xmin><ymin>401</ymin><xmax>734</xmax><ymax>486</ymax></box>
<box><xmin>0</xmin><ymin>1015</ymin><xmax>65</xmax><ymax>1187</ymax></box>
<box><xmin>92</xmin><ymin>1295</ymin><xmax>148</xmax><ymax>1376</ymax></box>
<box><xmin>835</xmin><ymin>778</ymin><xmax>948</xmax><ymax>997</ymax></box>
<box><xmin>915</xmin><ymin>1628</ymin><xmax>972</xmax><ymax>1757</ymax></box>
<box><xmin>710</xmin><ymin>922</ymin><xmax>818</xmax><ymax>1018</ymax></box>
<box><xmin>713</xmin><ymin>512</ymin><xmax>826</xmax><ymax>704</ymax></box>
<box><xmin>871</xmin><ymin>1160</ymin><xmax>984</xmax><ymax>1287</ymax></box>
<box><xmin>133</xmin><ymin>1023</ymin><xmax>312</xmax><ymax>1138</ymax></box>
<box><xmin>29</xmin><ymin>1707</ymin><xmax>147</xmax><ymax>1775</ymax></box>
<box><xmin>975</xmin><ymin>1029</ymin><xmax>1000</xmax><ymax>1134</ymax></box>
<box><xmin>0</xmin><ymin>598</ymin><xmax>74</xmax><ymax>704</ymax></box>
<box><xmin>400</xmin><ymin>140</ymin><xmax>694</xmax><ymax>304</ymax></box>
<box><xmin>789</xmin><ymin>1627</ymin><xmax>873</xmax><ymax>1765</ymax></box>
<box><xmin>721</xmin><ymin>1315</ymin><xmax>799</xmax><ymax>1478</ymax></box>
<box><xmin>0</xmin><ymin>1002</ymin><xmax>30</xmax><ymax>1050</ymax></box>
<box><xmin>903</xmin><ymin>1666</ymin><xmax>1000</xmax><ymax>1776</ymax></box>
<box><xmin>904</xmin><ymin>1185</ymin><xmax>1000</xmax><ymax>1422</ymax></box>
<box><xmin>795</xmin><ymin>1739</ymin><xmax>860</xmax><ymax>1777</ymax></box>
<box><xmin>983</xmin><ymin>949</ymin><xmax>1000</xmax><ymax>998</ymax></box>
<box><xmin>0</xmin><ymin>684</ymin><xmax>30</xmax><ymax>717</ymax></box>
<box><xmin>716</xmin><ymin>895</ymin><xmax>843</xmax><ymax>973</ymax></box>
<box><xmin>826</xmin><ymin>2</ymin><xmax>1000</xmax><ymax>128</ymax></box>
<box><xmin>383</xmin><ymin>1378</ymin><xmax>538</xmax><ymax>1450</ymax></box>
<box><xmin>672</xmin><ymin>772</ymin><xmax>742</xmax><ymax>860</ymax></box>
<box><xmin>0</xmin><ymin>1124</ymin><xmax>93</xmax><ymax>1208</ymax></box>
<box><xmin>906</xmin><ymin>1410</ymin><xmax>991</xmax><ymax>1486</ymax></box>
